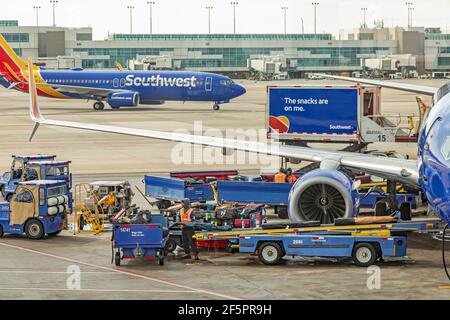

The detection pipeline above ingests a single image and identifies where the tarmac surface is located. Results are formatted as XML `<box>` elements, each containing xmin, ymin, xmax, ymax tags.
<box><xmin>1</xmin><ymin>78</ymin><xmax>450</xmax><ymax>300</ymax></box>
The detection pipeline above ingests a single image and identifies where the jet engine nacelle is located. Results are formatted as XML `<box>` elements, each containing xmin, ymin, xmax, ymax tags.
<box><xmin>107</xmin><ymin>92</ymin><xmax>140</xmax><ymax>108</ymax></box>
<box><xmin>288</xmin><ymin>169</ymin><xmax>359</xmax><ymax>224</ymax></box>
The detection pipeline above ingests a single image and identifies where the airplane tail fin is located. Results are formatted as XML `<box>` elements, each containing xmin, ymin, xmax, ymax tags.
<box><xmin>27</xmin><ymin>57</ymin><xmax>43</xmax><ymax>141</ymax></box>
<box><xmin>0</xmin><ymin>34</ymin><xmax>29</xmax><ymax>84</ymax></box>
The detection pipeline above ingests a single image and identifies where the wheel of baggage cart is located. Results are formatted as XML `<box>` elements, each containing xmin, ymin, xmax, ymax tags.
<box><xmin>225</xmin><ymin>241</ymin><xmax>237</xmax><ymax>253</ymax></box>
<box><xmin>400</xmin><ymin>202</ymin><xmax>412</xmax><ymax>221</ymax></box>
<box><xmin>352</xmin><ymin>243</ymin><xmax>377</xmax><ymax>267</ymax></box>
<box><xmin>374</xmin><ymin>201</ymin><xmax>389</xmax><ymax>216</ymax></box>
<box><xmin>0</xmin><ymin>224</ymin><xmax>3</xmax><ymax>238</ymax></box>
<box><xmin>25</xmin><ymin>219</ymin><xmax>44</xmax><ymax>240</ymax></box>
<box><xmin>115</xmin><ymin>251</ymin><xmax>121</xmax><ymax>266</ymax></box>
<box><xmin>165</xmin><ymin>238</ymin><xmax>179</xmax><ymax>253</ymax></box>
<box><xmin>258</xmin><ymin>242</ymin><xmax>283</xmax><ymax>265</ymax></box>
<box><xmin>157</xmin><ymin>250</ymin><xmax>164</xmax><ymax>266</ymax></box>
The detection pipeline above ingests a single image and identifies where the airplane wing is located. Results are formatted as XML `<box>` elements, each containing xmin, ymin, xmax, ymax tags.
<box><xmin>35</xmin><ymin>83</ymin><xmax>123</xmax><ymax>98</ymax></box>
<box><xmin>317</xmin><ymin>74</ymin><xmax>438</xmax><ymax>96</ymax></box>
<box><xmin>26</xmin><ymin>58</ymin><xmax>419</xmax><ymax>187</ymax></box>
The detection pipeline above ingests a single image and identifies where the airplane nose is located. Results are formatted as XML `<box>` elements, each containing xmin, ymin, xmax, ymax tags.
<box><xmin>234</xmin><ymin>84</ymin><xmax>246</xmax><ymax>97</ymax></box>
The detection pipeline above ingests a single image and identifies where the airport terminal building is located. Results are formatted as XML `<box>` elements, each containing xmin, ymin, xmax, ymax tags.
<box><xmin>1</xmin><ymin>20</ymin><xmax>449</xmax><ymax>76</ymax></box>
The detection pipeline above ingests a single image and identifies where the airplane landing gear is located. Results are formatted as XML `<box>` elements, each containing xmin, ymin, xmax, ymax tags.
<box><xmin>213</xmin><ymin>103</ymin><xmax>220</xmax><ymax>111</ymax></box>
<box><xmin>93</xmin><ymin>101</ymin><xmax>105</xmax><ymax>111</ymax></box>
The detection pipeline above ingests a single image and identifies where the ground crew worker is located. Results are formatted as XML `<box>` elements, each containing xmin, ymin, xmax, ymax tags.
<box><xmin>179</xmin><ymin>199</ymin><xmax>193</xmax><ymax>223</ymax></box>
<box><xmin>274</xmin><ymin>167</ymin><xmax>287</xmax><ymax>183</ymax></box>
<box><xmin>286</xmin><ymin>168</ymin><xmax>297</xmax><ymax>184</ymax></box>
<box><xmin>179</xmin><ymin>199</ymin><xmax>199</xmax><ymax>260</ymax></box>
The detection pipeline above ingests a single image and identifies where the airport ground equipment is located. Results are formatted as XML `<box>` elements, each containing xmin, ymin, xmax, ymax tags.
<box><xmin>0</xmin><ymin>155</ymin><xmax>72</xmax><ymax>202</ymax></box>
<box><xmin>89</xmin><ymin>181</ymin><xmax>133</xmax><ymax>217</ymax></box>
<box><xmin>169</xmin><ymin>170</ymin><xmax>244</xmax><ymax>181</ymax></box>
<box><xmin>73</xmin><ymin>183</ymin><xmax>105</xmax><ymax>235</ymax></box>
<box><xmin>0</xmin><ymin>180</ymin><xmax>69</xmax><ymax>239</ymax></box>
<box><xmin>166</xmin><ymin>222</ymin><xmax>232</xmax><ymax>253</ymax></box>
<box><xmin>267</xmin><ymin>85</ymin><xmax>422</xmax><ymax>145</ymax></box>
<box><xmin>145</xmin><ymin>175</ymin><xmax>215</xmax><ymax>206</ymax></box>
<box><xmin>240</xmin><ymin>233</ymin><xmax>406</xmax><ymax>266</ymax></box>
<box><xmin>145</xmin><ymin>172</ymin><xmax>249</xmax><ymax>209</ymax></box>
<box><xmin>112</xmin><ymin>215</ymin><xmax>169</xmax><ymax>266</ymax></box>
<box><xmin>194</xmin><ymin>220</ymin><xmax>439</xmax><ymax>265</ymax></box>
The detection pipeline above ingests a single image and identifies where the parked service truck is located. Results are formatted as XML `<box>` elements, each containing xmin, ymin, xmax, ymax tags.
<box><xmin>0</xmin><ymin>155</ymin><xmax>72</xmax><ymax>204</ymax></box>
<box><xmin>0</xmin><ymin>180</ymin><xmax>69</xmax><ymax>239</ymax></box>
<box><xmin>267</xmin><ymin>86</ymin><xmax>420</xmax><ymax>144</ymax></box>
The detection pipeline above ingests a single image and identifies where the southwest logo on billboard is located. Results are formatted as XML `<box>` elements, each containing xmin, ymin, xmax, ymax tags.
<box><xmin>269</xmin><ymin>115</ymin><xmax>290</xmax><ymax>133</ymax></box>
<box><xmin>125</xmin><ymin>75</ymin><xmax>197</xmax><ymax>88</ymax></box>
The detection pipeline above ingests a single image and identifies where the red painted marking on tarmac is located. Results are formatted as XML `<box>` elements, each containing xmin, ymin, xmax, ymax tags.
<box><xmin>0</xmin><ymin>241</ymin><xmax>242</xmax><ymax>300</ymax></box>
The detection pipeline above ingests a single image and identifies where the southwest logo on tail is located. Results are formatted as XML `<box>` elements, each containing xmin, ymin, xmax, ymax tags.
<box><xmin>0</xmin><ymin>34</ymin><xmax>246</xmax><ymax>111</ymax></box>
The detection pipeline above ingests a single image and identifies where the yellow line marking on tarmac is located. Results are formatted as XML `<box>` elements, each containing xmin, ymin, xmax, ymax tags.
<box><xmin>0</xmin><ymin>241</ymin><xmax>242</xmax><ymax>300</ymax></box>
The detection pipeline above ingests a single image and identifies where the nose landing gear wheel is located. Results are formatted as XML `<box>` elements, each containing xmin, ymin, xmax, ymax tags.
<box><xmin>93</xmin><ymin>102</ymin><xmax>105</xmax><ymax>111</ymax></box>
<box><xmin>213</xmin><ymin>104</ymin><xmax>220</xmax><ymax>111</ymax></box>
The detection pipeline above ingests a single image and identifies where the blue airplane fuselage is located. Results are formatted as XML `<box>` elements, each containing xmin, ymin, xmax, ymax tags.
<box><xmin>34</xmin><ymin>69</ymin><xmax>246</xmax><ymax>109</ymax></box>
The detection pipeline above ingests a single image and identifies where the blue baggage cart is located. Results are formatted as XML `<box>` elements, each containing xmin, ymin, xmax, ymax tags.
<box><xmin>113</xmin><ymin>215</ymin><xmax>169</xmax><ymax>266</ymax></box>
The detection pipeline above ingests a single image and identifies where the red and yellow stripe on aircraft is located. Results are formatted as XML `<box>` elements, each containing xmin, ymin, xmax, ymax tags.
<box><xmin>0</xmin><ymin>34</ymin><xmax>67</xmax><ymax>98</ymax></box>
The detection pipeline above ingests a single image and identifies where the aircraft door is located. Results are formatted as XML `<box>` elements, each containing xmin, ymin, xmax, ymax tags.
<box><xmin>205</xmin><ymin>77</ymin><xmax>212</xmax><ymax>92</ymax></box>
<box><xmin>113</xmin><ymin>78</ymin><xmax>119</xmax><ymax>88</ymax></box>
<box><xmin>120</xmin><ymin>78</ymin><xmax>126</xmax><ymax>88</ymax></box>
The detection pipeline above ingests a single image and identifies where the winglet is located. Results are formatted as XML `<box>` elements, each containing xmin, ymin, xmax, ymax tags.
<box><xmin>28</xmin><ymin>57</ymin><xmax>44</xmax><ymax>141</ymax></box>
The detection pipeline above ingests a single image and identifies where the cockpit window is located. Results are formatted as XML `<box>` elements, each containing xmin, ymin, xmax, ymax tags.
<box><xmin>220</xmin><ymin>79</ymin><xmax>234</xmax><ymax>85</ymax></box>
<box><xmin>441</xmin><ymin>136</ymin><xmax>450</xmax><ymax>161</ymax></box>
<box><xmin>435</xmin><ymin>82</ymin><xmax>450</xmax><ymax>104</ymax></box>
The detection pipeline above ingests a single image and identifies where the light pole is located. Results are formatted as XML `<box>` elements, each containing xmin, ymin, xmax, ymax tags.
<box><xmin>206</xmin><ymin>6</ymin><xmax>213</xmax><ymax>34</ymax></box>
<box><xmin>147</xmin><ymin>1</ymin><xmax>155</xmax><ymax>35</ymax></box>
<box><xmin>300</xmin><ymin>17</ymin><xmax>304</xmax><ymax>34</ymax></box>
<box><xmin>405</xmin><ymin>2</ymin><xmax>413</xmax><ymax>28</ymax></box>
<box><xmin>281</xmin><ymin>7</ymin><xmax>288</xmax><ymax>34</ymax></box>
<box><xmin>127</xmin><ymin>5</ymin><xmax>135</xmax><ymax>34</ymax></box>
<box><xmin>50</xmin><ymin>0</ymin><xmax>58</xmax><ymax>27</ymax></box>
<box><xmin>361</xmin><ymin>7</ymin><xmax>367</xmax><ymax>28</ymax></box>
<box><xmin>312</xmin><ymin>2</ymin><xmax>319</xmax><ymax>34</ymax></box>
<box><xmin>230</xmin><ymin>2</ymin><xmax>238</xmax><ymax>34</ymax></box>
<box><xmin>33</xmin><ymin>5</ymin><xmax>41</xmax><ymax>27</ymax></box>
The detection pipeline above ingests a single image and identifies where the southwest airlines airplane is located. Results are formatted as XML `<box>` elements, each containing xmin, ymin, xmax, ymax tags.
<box><xmin>0</xmin><ymin>34</ymin><xmax>246</xmax><ymax>111</ymax></box>
<box><xmin>26</xmin><ymin>57</ymin><xmax>450</xmax><ymax>228</ymax></box>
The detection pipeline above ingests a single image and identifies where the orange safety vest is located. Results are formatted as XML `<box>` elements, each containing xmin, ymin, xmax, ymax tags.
<box><xmin>274</xmin><ymin>172</ymin><xmax>287</xmax><ymax>183</ymax></box>
<box><xmin>287</xmin><ymin>175</ymin><xmax>297</xmax><ymax>184</ymax></box>
<box><xmin>180</xmin><ymin>208</ymin><xmax>193</xmax><ymax>223</ymax></box>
